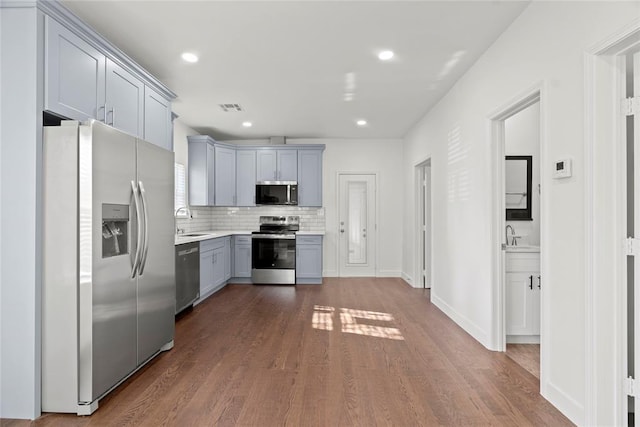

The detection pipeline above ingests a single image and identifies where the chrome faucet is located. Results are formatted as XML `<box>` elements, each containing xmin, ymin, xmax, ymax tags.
<box><xmin>175</xmin><ymin>206</ymin><xmax>192</xmax><ymax>218</ymax></box>
<box><xmin>505</xmin><ymin>224</ymin><xmax>516</xmax><ymax>246</ymax></box>
<box><xmin>175</xmin><ymin>207</ymin><xmax>191</xmax><ymax>235</ymax></box>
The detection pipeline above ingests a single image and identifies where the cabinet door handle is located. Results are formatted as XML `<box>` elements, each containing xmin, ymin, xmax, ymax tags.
<box><xmin>97</xmin><ymin>105</ymin><xmax>105</xmax><ymax>122</ymax></box>
<box><xmin>107</xmin><ymin>107</ymin><xmax>114</xmax><ymax>125</ymax></box>
<box><xmin>529</xmin><ymin>275</ymin><xmax>533</xmax><ymax>290</ymax></box>
<box><xmin>538</xmin><ymin>275</ymin><xmax>541</xmax><ymax>289</ymax></box>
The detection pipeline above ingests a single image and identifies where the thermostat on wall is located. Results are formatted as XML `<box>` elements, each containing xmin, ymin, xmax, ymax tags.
<box><xmin>554</xmin><ymin>158</ymin><xmax>572</xmax><ymax>179</ymax></box>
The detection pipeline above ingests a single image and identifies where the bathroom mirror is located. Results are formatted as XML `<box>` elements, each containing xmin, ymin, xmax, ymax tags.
<box><xmin>505</xmin><ymin>155</ymin><xmax>532</xmax><ymax>220</ymax></box>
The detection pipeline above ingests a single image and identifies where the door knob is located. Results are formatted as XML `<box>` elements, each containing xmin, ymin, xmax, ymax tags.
<box><xmin>340</xmin><ymin>229</ymin><xmax>345</xmax><ymax>233</ymax></box>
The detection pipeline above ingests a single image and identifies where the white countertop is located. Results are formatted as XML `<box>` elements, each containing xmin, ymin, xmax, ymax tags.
<box><xmin>504</xmin><ymin>245</ymin><xmax>540</xmax><ymax>253</ymax></box>
<box><xmin>175</xmin><ymin>230</ymin><xmax>252</xmax><ymax>245</ymax></box>
<box><xmin>175</xmin><ymin>230</ymin><xmax>325</xmax><ymax>245</ymax></box>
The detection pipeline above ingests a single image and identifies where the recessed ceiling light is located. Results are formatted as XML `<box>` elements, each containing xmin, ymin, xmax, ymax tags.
<box><xmin>242</xmin><ymin>121</ymin><xmax>253</xmax><ymax>128</ymax></box>
<box><xmin>356</xmin><ymin>119</ymin><xmax>367</xmax><ymax>126</ymax></box>
<box><xmin>181</xmin><ymin>52</ymin><xmax>198</xmax><ymax>63</ymax></box>
<box><xmin>378</xmin><ymin>50</ymin><xmax>394</xmax><ymax>61</ymax></box>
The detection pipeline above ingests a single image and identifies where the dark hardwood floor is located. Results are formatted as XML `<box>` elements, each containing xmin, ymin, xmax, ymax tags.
<box><xmin>4</xmin><ymin>278</ymin><xmax>572</xmax><ymax>426</ymax></box>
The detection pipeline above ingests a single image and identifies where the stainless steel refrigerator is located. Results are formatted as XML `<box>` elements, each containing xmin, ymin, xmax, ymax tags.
<box><xmin>41</xmin><ymin>120</ymin><xmax>175</xmax><ymax>415</ymax></box>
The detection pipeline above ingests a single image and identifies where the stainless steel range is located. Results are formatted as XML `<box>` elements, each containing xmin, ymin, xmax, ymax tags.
<box><xmin>251</xmin><ymin>216</ymin><xmax>299</xmax><ymax>284</ymax></box>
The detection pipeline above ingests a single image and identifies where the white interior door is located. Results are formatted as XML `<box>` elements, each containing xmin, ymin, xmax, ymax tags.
<box><xmin>338</xmin><ymin>174</ymin><xmax>376</xmax><ymax>276</ymax></box>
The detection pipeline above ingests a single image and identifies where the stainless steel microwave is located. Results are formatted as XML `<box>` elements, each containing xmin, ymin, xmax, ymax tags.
<box><xmin>255</xmin><ymin>182</ymin><xmax>298</xmax><ymax>205</ymax></box>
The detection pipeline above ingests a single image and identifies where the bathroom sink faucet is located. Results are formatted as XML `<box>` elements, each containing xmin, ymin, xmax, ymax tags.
<box><xmin>505</xmin><ymin>225</ymin><xmax>516</xmax><ymax>246</ymax></box>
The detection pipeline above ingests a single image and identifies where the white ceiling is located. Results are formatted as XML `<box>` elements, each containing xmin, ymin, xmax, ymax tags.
<box><xmin>62</xmin><ymin>1</ymin><xmax>529</xmax><ymax>140</ymax></box>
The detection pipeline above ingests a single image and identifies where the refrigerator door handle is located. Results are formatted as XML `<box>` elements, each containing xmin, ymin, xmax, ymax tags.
<box><xmin>131</xmin><ymin>180</ymin><xmax>143</xmax><ymax>278</ymax></box>
<box><xmin>138</xmin><ymin>181</ymin><xmax>150</xmax><ymax>275</ymax></box>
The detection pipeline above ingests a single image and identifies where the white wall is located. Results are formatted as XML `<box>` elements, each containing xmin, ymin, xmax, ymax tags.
<box><xmin>505</xmin><ymin>102</ymin><xmax>540</xmax><ymax>246</ymax></box>
<box><xmin>401</xmin><ymin>2</ymin><xmax>639</xmax><ymax>424</ymax></box>
<box><xmin>0</xmin><ymin>5</ymin><xmax>42</xmax><ymax>419</ymax></box>
<box><xmin>173</xmin><ymin>119</ymin><xmax>199</xmax><ymax>203</ymax></box>
<box><xmin>295</xmin><ymin>138</ymin><xmax>404</xmax><ymax>278</ymax></box>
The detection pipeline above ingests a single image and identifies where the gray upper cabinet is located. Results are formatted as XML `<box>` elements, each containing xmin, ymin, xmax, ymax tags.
<box><xmin>45</xmin><ymin>16</ymin><xmax>106</xmax><ymax>122</ymax></box>
<box><xmin>236</xmin><ymin>150</ymin><xmax>256</xmax><ymax>206</ymax></box>
<box><xmin>256</xmin><ymin>149</ymin><xmax>297</xmax><ymax>182</ymax></box>
<box><xmin>215</xmin><ymin>146</ymin><xmax>236</xmax><ymax>206</ymax></box>
<box><xmin>297</xmin><ymin>150</ymin><xmax>323</xmax><ymax>207</ymax></box>
<box><xmin>256</xmin><ymin>150</ymin><xmax>277</xmax><ymax>181</ymax></box>
<box><xmin>188</xmin><ymin>136</ymin><xmax>215</xmax><ymax>206</ymax></box>
<box><xmin>144</xmin><ymin>86</ymin><xmax>172</xmax><ymax>151</ymax></box>
<box><xmin>105</xmin><ymin>59</ymin><xmax>143</xmax><ymax>138</ymax></box>
<box><xmin>278</xmin><ymin>150</ymin><xmax>298</xmax><ymax>181</ymax></box>
<box><xmin>188</xmin><ymin>141</ymin><xmax>324</xmax><ymax>207</ymax></box>
<box><xmin>44</xmin><ymin>11</ymin><xmax>175</xmax><ymax>150</ymax></box>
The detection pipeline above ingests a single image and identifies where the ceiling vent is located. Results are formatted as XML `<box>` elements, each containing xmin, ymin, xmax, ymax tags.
<box><xmin>270</xmin><ymin>136</ymin><xmax>286</xmax><ymax>145</ymax></box>
<box><xmin>219</xmin><ymin>103</ymin><xmax>243</xmax><ymax>112</ymax></box>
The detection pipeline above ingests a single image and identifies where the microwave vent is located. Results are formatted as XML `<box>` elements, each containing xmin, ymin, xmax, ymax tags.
<box><xmin>219</xmin><ymin>103</ymin><xmax>243</xmax><ymax>112</ymax></box>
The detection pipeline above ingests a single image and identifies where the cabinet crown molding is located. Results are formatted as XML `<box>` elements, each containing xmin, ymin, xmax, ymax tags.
<box><xmin>186</xmin><ymin>135</ymin><xmax>325</xmax><ymax>151</ymax></box>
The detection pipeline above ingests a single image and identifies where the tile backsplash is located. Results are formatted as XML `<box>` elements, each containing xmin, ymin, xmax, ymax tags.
<box><xmin>176</xmin><ymin>206</ymin><xmax>325</xmax><ymax>233</ymax></box>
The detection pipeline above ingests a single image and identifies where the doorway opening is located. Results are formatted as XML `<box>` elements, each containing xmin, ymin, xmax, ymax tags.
<box><xmin>415</xmin><ymin>159</ymin><xmax>432</xmax><ymax>289</ymax></box>
<box><xmin>489</xmin><ymin>87</ymin><xmax>543</xmax><ymax>368</ymax></box>
<box><xmin>337</xmin><ymin>173</ymin><xmax>377</xmax><ymax>277</ymax></box>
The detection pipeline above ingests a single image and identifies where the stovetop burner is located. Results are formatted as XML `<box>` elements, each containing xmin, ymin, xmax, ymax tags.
<box><xmin>253</xmin><ymin>215</ymin><xmax>300</xmax><ymax>235</ymax></box>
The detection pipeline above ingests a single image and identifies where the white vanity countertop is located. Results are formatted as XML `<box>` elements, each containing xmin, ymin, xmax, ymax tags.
<box><xmin>175</xmin><ymin>230</ymin><xmax>252</xmax><ymax>245</ymax></box>
<box><xmin>504</xmin><ymin>245</ymin><xmax>540</xmax><ymax>253</ymax></box>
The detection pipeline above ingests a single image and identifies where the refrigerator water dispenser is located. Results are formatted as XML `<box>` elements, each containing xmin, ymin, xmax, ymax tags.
<box><xmin>102</xmin><ymin>203</ymin><xmax>129</xmax><ymax>258</ymax></box>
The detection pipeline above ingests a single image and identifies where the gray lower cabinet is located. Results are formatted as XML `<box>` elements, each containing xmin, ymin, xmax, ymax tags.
<box><xmin>223</xmin><ymin>237</ymin><xmax>232</xmax><ymax>281</ymax></box>
<box><xmin>233</xmin><ymin>235</ymin><xmax>252</xmax><ymax>278</ymax></box>
<box><xmin>296</xmin><ymin>235</ymin><xmax>323</xmax><ymax>284</ymax></box>
<box><xmin>199</xmin><ymin>249</ymin><xmax>215</xmax><ymax>298</ymax></box>
<box><xmin>297</xmin><ymin>149</ymin><xmax>323</xmax><ymax>207</ymax></box>
<box><xmin>199</xmin><ymin>237</ymin><xmax>231</xmax><ymax>300</ymax></box>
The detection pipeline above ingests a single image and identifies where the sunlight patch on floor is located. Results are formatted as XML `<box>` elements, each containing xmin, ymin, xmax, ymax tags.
<box><xmin>311</xmin><ymin>305</ymin><xmax>404</xmax><ymax>340</ymax></box>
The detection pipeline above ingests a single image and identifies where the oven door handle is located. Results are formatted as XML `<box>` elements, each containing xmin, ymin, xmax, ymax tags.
<box><xmin>251</xmin><ymin>234</ymin><xmax>296</xmax><ymax>240</ymax></box>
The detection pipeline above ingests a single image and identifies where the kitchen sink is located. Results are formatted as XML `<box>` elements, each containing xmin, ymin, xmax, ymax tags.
<box><xmin>181</xmin><ymin>233</ymin><xmax>209</xmax><ymax>237</ymax></box>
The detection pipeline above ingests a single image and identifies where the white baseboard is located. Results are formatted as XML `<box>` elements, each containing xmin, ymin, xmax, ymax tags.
<box><xmin>506</xmin><ymin>335</ymin><xmax>540</xmax><ymax>344</ymax></box>
<box><xmin>323</xmin><ymin>269</ymin><xmax>338</xmax><ymax>277</ymax></box>
<box><xmin>377</xmin><ymin>270</ymin><xmax>401</xmax><ymax>278</ymax></box>
<box><xmin>401</xmin><ymin>272</ymin><xmax>418</xmax><ymax>287</ymax></box>
<box><xmin>541</xmin><ymin>381</ymin><xmax>584</xmax><ymax>426</ymax></box>
<box><xmin>431</xmin><ymin>293</ymin><xmax>492</xmax><ymax>350</ymax></box>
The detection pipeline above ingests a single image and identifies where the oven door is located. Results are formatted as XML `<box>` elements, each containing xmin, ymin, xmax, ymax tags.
<box><xmin>251</xmin><ymin>234</ymin><xmax>296</xmax><ymax>284</ymax></box>
<box><xmin>251</xmin><ymin>235</ymin><xmax>296</xmax><ymax>269</ymax></box>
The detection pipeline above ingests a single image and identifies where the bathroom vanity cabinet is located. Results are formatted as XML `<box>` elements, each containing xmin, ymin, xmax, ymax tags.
<box><xmin>505</xmin><ymin>249</ymin><xmax>540</xmax><ymax>342</ymax></box>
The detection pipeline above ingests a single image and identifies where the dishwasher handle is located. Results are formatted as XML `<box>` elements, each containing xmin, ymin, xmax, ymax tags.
<box><xmin>178</xmin><ymin>247</ymin><xmax>199</xmax><ymax>256</ymax></box>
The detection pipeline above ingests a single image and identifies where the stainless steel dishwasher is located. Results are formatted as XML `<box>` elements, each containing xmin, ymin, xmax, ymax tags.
<box><xmin>175</xmin><ymin>242</ymin><xmax>200</xmax><ymax>314</ymax></box>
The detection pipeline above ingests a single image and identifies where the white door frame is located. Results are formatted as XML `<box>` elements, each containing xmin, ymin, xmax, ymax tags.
<box><xmin>488</xmin><ymin>85</ymin><xmax>544</xmax><ymax>354</ymax></box>
<box><xmin>414</xmin><ymin>157</ymin><xmax>432</xmax><ymax>289</ymax></box>
<box><xmin>585</xmin><ymin>21</ymin><xmax>640</xmax><ymax>426</ymax></box>
<box><xmin>336</xmin><ymin>172</ymin><xmax>379</xmax><ymax>277</ymax></box>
